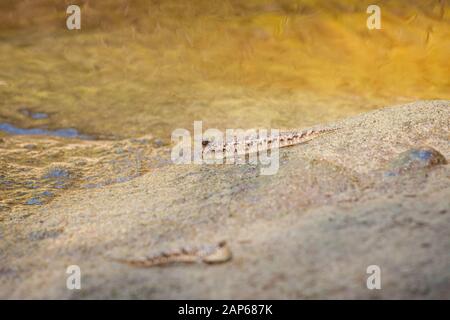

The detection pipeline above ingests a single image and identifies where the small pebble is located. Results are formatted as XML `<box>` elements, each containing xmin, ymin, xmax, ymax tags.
<box><xmin>24</xmin><ymin>144</ymin><xmax>37</xmax><ymax>150</ymax></box>
<box><xmin>28</xmin><ymin>229</ymin><xmax>62</xmax><ymax>241</ymax></box>
<box><xmin>20</xmin><ymin>108</ymin><xmax>49</xmax><ymax>120</ymax></box>
<box><xmin>153</xmin><ymin>138</ymin><xmax>166</xmax><ymax>148</ymax></box>
<box><xmin>30</xmin><ymin>112</ymin><xmax>49</xmax><ymax>120</ymax></box>
<box><xmin>131</xmin><ymin>138</ymin><xmax>150</xmax><ymax>145</ymax></box>
<box><xmin>25</xmin><ymin>197</ymin><xmax>42</xmax><ymax>206</ymax></box>
<box><xmin>43</xmin><ymin>168</ymin><xmax>70</xmax><ymax>179</ymax></box>
<box><xmin>75</xmin><ymin>160</ymin><xmax>87</xmax><ymax>166</ymax></box>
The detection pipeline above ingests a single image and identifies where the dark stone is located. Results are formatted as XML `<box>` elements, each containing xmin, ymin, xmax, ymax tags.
<box><xmin>153</xmin><ymin>138</ymin><xmax>167</xmax><ymax>148</ymax></box>
<box><xmin>25</xmin><ymin>197</ymin><xmax>42</xmax><ymax>205</ymax></box>
<box><xmin>28</xmin><ymin>229</ymin><xmax>63</xmax><ymax>241</ymax></box>
<box><xmin>20</xmin><ymin>108</ymin><xmax>49</xmax><ymax>119</ymax></box>
<box><xmin>43</xmin><ymin>168</ymin><xmax>70</xmax><ymax>179</ymax></box>
<box><xmin>385</xmin><ymin>146</ymin><xmax>447</xmax><ymax>176</ymax></box>
<box><xmin>130</xmin><ymin>138</ymin><xmax>150</xmax><ymax>145</ymax></box>
<box><xmin>24</xmin><ymin>144</ymin><xmax>37</xmax><ymax>150</ymax></box>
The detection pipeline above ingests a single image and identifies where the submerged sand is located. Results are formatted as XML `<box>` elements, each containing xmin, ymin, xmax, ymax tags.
<box><xmin>0</xmin><ymin>100</ymin><xmax>449</xmax><ymax>299</ymax></box>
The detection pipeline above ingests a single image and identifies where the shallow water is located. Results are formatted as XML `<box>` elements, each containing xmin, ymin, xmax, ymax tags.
<box><xmin>0</xmin><ymin>1</ymin><xmax>449</xmax><ymax>139</ymax></box>
<box><xmin>0</xmin><ymin>1</ymin><xmax>449</xmax><ymax>211</ymax></box>
<box><xmin>0</xmin><ymin>123</ymin><xmax>91</xmax><ymax>139</ymax></box>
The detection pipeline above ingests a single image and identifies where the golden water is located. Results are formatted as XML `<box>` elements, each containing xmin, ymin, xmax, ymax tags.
<box><xmin>0</xmin><ymin>0</ymin><xmax>449</xmax><ymax>210</ymax></box>
<box><xmin>1</xmin><ymin>0</ymin><xmax>449</xmax><ymax>138</ymax></box>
